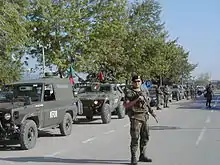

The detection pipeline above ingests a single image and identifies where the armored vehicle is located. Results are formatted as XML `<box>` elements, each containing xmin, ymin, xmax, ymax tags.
<box><xmin>76</xmin><ymin>82</ymin><xmax>125</xmax><ymax>124</ymax></box>
<box><xmin>0</xmin><ymin>77</ymin><xmax>83</xmax><ymax>150</ymax></box>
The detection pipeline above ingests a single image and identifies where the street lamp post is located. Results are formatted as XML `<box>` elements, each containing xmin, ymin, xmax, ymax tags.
<box><xmin>38</xmin><ymin>43</ymin><xmax>46</xmax><ymax>77</ymax></box>
<box><xmin>42</xmin><ymin>46</ymin><xmax>45</xmax><ymax>77</ymax></box>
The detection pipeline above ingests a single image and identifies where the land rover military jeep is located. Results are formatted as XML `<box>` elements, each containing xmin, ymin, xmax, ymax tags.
<box><xmin>75</xmin><ymin>82</ymin><xmax>125</xmax><ymax>124</ymax></box>
<box><xmin>0</xmin><ymin>77</ymin><xmax>83</xmax><ymax>150</ymax></box>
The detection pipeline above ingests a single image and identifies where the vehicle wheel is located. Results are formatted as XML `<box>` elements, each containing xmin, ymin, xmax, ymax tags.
<box><xmin>176</xmin><ymin>95</ymin><xmax>179</xmax><ymax>101</ymax></box>
<box><xmin>20</xmin><ymin>120</ymin><xmax>38</xmax><ymax>150</ymax></box>
<box><xmin>101</xmin><ymin>104</ymin><xmax>111</xmax><ymax>124</ymax></box>
<box><xmin>116</xmin><ymin>101</ymin><xmax>125</xmax><ymax>119</ymax></box>
<box><xmin>60</xmin><ymin>113</ymin><xmax>73</xmax><ymax>136</ymax></box>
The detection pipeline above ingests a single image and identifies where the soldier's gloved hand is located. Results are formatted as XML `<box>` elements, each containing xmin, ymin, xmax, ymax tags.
<box><xmin>138</xmin><ymin>95</ymin><xmax>145</xmax><ymax>101</ymax></box>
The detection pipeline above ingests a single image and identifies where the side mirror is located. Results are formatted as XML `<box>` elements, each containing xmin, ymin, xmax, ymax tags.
<box><xmin>24</xmin><ymin>96</ymin><xmax>32</xmax><ymax>106</ymax></box>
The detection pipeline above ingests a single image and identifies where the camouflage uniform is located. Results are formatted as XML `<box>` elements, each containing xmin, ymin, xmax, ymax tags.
<box><xmin>185</xmin><ymin>85</ymin><xmax>190</xmax><ymax>100</ymax></box>
<box><xmin>156</xmin><ymin>85</ymin><xmax>163</xmax><ymax>110</ymax></box>
<box><xmin>163</xmin><ymin>85</ymin><xmax>170</xmax><ymax>108</ymax></box>
<box><xmin>205</xmin><ymin>84</ymin><xmax>213</xmax><ymax>108</ymax></box>
<box><xmin>125</xmin><ymin>76</ymin><xmax>154</xmax><ymax>165</ymax></box>
<box><xmin>190</xmin><ymin>85</ymin><xmax>195</xmax><ymax>99</ymax></box>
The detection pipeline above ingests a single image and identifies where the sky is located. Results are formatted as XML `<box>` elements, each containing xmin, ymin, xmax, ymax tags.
<box><xmin>156</xmin><ymin>0</ymin><xmax>220</xmax><ymax>80</ymax></box>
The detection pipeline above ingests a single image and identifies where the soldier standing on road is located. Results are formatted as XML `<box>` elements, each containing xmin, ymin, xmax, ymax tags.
<box><xmin>205</xmin><ymin>83</ymin><xmax>214</xmax><ymax>108</ymax></box>
<box><xmin>185</xmin><ymin>84</ymin><xmax>190</xmax><ymax>100</ymax></box>
<box><xmin>190</xmin><ymin>85</ymin><xmax>195</xmax><ymax>99</ymax></box>
<box><xmin>123</xmin><ymin>75</ymin><xmax>157</xmax><ymax>165</ymax></box>
<box><xmin>163</xmin><ymin>84</ymin><xmax>170</xmax><ymax>108</ymax></box>
<box><xmin>156</xmin><ymin>84</ymin><xmax>163</xmax><ymax>110</ymax></box>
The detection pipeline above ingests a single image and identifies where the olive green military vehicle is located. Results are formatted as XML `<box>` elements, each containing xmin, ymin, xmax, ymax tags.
<box><xmin>0</xmin><ymin>78</ymin><xmax>83</xmax><ymax>150</ymax></box>
<box><xmin>75</xmin><ymin>82</ymin><xmax>125</xmax><ymax>124</ymax></box>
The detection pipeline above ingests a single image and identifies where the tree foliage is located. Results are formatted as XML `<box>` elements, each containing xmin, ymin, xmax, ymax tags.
<box><xmin>0</xmin><ymin>0</ymin><xmax>28</xmax><ymax>83</ymax></box>
<box><xmin>195</xmin><ymin>72</ymin><xmax>211</xmax><ymax>85</ymax></box>
<box><xmin>0</xmin><ymin>0</ymin><xmax>197</xmax><ymax>84</ymax></box>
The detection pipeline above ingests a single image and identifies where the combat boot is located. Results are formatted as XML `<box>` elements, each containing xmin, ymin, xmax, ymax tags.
<box><xmin>139</xmin><ymin>154</ymin><xmax>152</xmax><ymax>162</ymax></box>
<box><xmin>130</xmin><ymin>155</ymin><xmax>138</xmax><ymax>165</ymax></box>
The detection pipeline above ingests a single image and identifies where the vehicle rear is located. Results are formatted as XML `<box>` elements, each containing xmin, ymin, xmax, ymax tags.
<box><xmin>172</xmin><ymin>85</ymin><xmax>181</xmax><ymax>101</ymax></box>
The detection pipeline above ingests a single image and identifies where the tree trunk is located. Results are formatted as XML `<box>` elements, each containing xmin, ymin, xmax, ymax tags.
<box><xmin>58</xmin><ymin>68</ymin><xmax>63</xmax><ymax>78</ymax></box>
<box><xmin>160</xmin><ymin>75</ymin><xmax>163</xmax><ymax>86</ymax></box>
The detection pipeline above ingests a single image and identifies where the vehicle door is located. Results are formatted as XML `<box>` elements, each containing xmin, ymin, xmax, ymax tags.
<box><xmin>112</xmin><ymin>85</ymin><xmax>120</xmax><ymax>108</ymax></box>
<box><xmin>42</xmin><ymin>84</ymin><xmax>60</xmax><ymax>128</ymax></box>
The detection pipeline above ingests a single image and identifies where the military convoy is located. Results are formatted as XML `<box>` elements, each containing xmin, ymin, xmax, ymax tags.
<box><xmin>0</xmin><ymin>77</ymin><xmax>83</xmax><ymax>150</ymax></box>
<box><xmin>0</xmin><ymin>75</ymin><xmax>184</xmax><ymax>150</ymax></box>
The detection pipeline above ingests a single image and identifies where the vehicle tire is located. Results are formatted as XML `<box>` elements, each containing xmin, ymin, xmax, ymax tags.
<box><xmin>176</xmin><ymin>95</ymin><xmax>179</xmax><ymax>101</ymax></box>
<box><xmin>60</xmin><ymin>113</ymin><xmax>73</xmax><ymax>136</ymax></box>
<box><xmin>116</xmin><ymin>101</ymin><xmax>125</xmax><ymax>119</ymax></box>
<box><xmin>20</xmin><ymin>120</ymin><xmax>38</xmax><ymax>150</ymax></box>
<box><xmin>101</xmin><ymin>104</ymin><xmax>111</xmax><ymax>124</ymax></box>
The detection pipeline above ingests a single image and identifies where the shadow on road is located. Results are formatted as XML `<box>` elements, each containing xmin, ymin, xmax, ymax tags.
<box><xmin>74</xmin><ymin>116</ymin><xmax>119</xmax><ymax>125</ymax></box>
<box><xmin>177</xmin><ymin>105</ymin><xmax>220</xmax><ymax>111</ymax></box>
<box><xmin>150</xmin><ymin>125</ymin><xmax>181</xmax><ymax>130</ymax></box>
<box><xmin>150</xmin><ymin>125</ymin><xmax>220</xmax><ymax>131</ymax></box>
<box><xmin>0</xmin><ymin>145</ymin><xmax>21</xmax><ymax>151</ymax></box>
<box><xmin>0</xmin><ymin>157</ymin><xmax>129</xmax><ymax>164</ymax></box>
<box><xmin>38</xmin><ymin>131</ymin><xmax>63</xmax><ymax>138</ymax></box>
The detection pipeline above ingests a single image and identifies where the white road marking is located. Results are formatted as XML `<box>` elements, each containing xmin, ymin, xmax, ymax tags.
<box><xmin>103</xmin><ymin>130</ymin><xmax>115</xmax><ymax>135</ymax></box>
<box><xmin>124</xmin><ymin>124</ymin><xmax>129</xmax><ymax>127</ymax></box>
<box><xmin>205</xmin><ymin>116</ymin><xmax>211</xmax><ymax>123</ymax></box>
<box><xmin>211</xmin><ymin>110</ymin><xmax>214</xmax><ymax>112</ymax></box>
<box><xmin>82</xmin><ymin>137</ymin><xmax>96</xmax><ymax>144</ymax></box>
<box><xmin>196</xmin><ymin>126</ymin><xmax>206</xmax><ymax>146</ymax></box>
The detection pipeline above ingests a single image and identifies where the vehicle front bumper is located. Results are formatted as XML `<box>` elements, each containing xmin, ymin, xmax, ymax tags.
<box><xmin>0</xmin><ymin>120</ymin><xmax>19</xmax><ymax>140</ymax></box>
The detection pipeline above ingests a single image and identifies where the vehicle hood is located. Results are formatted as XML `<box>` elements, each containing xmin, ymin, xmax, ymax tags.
<box><xmin>0</xmin><ymin>102</ymin><xmax>24</xmax><ymax>112</ymax></box>
<box><xmin>78</xmin><ymin>93</ymin><xmax>109</xmax><ymax>100</ymax></box>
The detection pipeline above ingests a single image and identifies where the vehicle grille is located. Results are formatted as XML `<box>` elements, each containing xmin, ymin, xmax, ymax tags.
<box><xmin>81</xmin><ymin>100</ymin><xmax>94</xmax><ymax>106</ymax></box>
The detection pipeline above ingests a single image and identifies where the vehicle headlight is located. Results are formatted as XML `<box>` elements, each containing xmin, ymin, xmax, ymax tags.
<box><xmin>4</xmin><ymin>113</ymin><xmax>11</xmax><ymax>120</ymax></box>
<box><xmin>94</xmin><ymin>100</ymin><xmax>98</xmax><ymax>104</ymax></box>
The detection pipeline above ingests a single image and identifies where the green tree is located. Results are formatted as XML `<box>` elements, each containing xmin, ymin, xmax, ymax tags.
<box><xmin>83</xmin><ymin>0</ymin><xmax>128</xmax><ymax>80</ymax></box>
<box><xmin>195</xmin><ymin>72</ymin><xmax>211</xmax><ymax>85</ymax></box>
<box><xmin>123</xmin><ymin>0</ymin><xmax>166</xmax><ymax>80</ymax></box>
<box><xmin>0</xmin><ymin>0</ymin><xmax>29</xmax><ymax>83</ymax></box>
<box><xmin>26</xmin><ymin>0</ymin><xmax>91</xmax><ymax>77</ymax></box>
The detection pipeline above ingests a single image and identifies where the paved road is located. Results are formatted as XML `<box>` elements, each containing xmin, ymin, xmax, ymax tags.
<box><xmin>0</xmin><ymin>96</ymin><xmax>220</xmax><ymax>165</ymax></box>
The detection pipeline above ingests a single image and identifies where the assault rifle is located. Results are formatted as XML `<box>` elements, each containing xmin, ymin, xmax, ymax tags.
<box><xmin>137</xmin><ymin>90</ymin><xmax>158</xmax><ymax>123</ymax></box>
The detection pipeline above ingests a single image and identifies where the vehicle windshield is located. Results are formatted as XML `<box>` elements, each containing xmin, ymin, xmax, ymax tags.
<box><xmin>78</xmin><ymin>85</ymin><xmax>111</xmax><ymax>94</ymax></box>
<box><xmin>0</xmin><ymin>92</ymin><xmax>13</xmax><ymax>103</ymax></box>
<box><xmin>2</xmin><ymin>83</ymin><xmax>43</xmax><ymax>102</ymax></box>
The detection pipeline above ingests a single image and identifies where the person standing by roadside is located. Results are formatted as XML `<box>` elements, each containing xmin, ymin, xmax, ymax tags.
<box><xmin>163</xmin><ymin>84</ymin><xmax>170</xmax><ymax>108</ymax></box>
<box><xmin>205</xmin><ymin>83</ymin><xmax>214</xmax><ymax>108</ymax></box>
<box><xmin>156</xmin><ymin>84</ymin><xmax>163</xmax><ymax>110</ymax></box>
